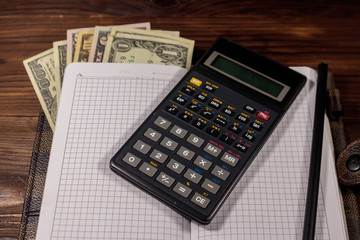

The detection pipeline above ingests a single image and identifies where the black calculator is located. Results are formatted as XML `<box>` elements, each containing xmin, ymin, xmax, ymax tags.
<box><xmin>110</xmin><ymin>38</ymin><xmax>306</xmax><ymax>224</ymax></box>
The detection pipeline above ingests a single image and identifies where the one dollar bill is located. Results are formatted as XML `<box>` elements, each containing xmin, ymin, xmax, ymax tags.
<box><xmin>102</xmin><ymin>27</ymin><xmax>194</xmax><ymax>69</ymax></box>
<box><xmin>23</xmin><ymin>49</ymin><xmax>57</xmax><ymax>131</ymax></box>
<box><xmin>73</xmin><ymin>30</ymin><xmax>94</xmax><ymax>62</ymax></box>
<box><xmin>66</xmin><ymin>27</ymin><xmax>94</xmax><ymax>65</ymax></box>
<box><xmin>89</xmin><ymin>22</ymin><xmax>151</xmax><ymax>63</ymax></box>
<box><xmin>53</xmin><ymin>40</ymin><xmax>67</xmax><ymax>105</ymax></box>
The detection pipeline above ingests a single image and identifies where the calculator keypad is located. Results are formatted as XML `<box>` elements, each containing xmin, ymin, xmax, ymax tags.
<box><xmin>112</xmin><ymin>72</ymin><xmax>277</xmax><ymax>222</ymax></box>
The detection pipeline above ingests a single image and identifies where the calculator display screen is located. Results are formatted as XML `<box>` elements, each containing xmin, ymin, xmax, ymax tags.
<box><xmin>204</xmin><ymin>52</ymin><xmax>290</xmax><ymax>101</ymax></box>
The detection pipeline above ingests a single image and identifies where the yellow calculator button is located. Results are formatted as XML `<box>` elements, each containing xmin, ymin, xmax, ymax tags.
<box><xmin>190</xmin><ymin>78</ymin><xmax>202</xmax><ymax>87</ymax></box>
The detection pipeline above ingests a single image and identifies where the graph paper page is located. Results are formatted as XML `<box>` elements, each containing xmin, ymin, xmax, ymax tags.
<box><xmin>36</xmin><ymin>63</ymin><xmax>190</xmax><ymax>240</ymax></box>
<box><xmin>36</xmin><ymin>64</ymin><xmax>347</xmax><ymax>240</ymax></box>
<box><xmin>191</xmin><ymin>67</ymin><xmax>347</xmax><ymax>240</ymax></box>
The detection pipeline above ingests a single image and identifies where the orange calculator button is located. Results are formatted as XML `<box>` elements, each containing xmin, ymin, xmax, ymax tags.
<box><xmin>190</xmin><ymin>78</ymin><xmax>202</xmax><ymax>87</ymax></box>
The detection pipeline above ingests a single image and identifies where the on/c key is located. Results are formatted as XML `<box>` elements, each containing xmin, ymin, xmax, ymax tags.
<box><xmin>257</xmin><ymin>111</ymin><xmax>270</xmax><ymax>121</ymax></box>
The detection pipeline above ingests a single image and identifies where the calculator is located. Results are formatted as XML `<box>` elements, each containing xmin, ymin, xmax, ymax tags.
<box><xmin>110</xmin><ymin>38</ymin><xmax>306</xmax><ymax>224</ymax></box>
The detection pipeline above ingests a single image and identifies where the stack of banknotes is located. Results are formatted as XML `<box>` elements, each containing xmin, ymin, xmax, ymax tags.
<box><xmin>23</xmin><ymin>22</ymin><xmax>195</xmax><ymax>131</ymax></box>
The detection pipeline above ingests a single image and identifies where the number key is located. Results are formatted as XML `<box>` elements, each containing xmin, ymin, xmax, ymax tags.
<box><xmin>160</xmin><ymin>137</ymin><xmax>178</xmax><ymax>151</ymax></box>
<box><xmin>154</xmin><ymin>116</ymin><xmax>171</xmax><ymax>130</ymax></box>
<box><xmin>144</xmin><ymin>128</ymin><xmax>162</xmax><ymax>142</ymax></box>
<box><xmin>122</xmin><ymin>152</ymin><xmax>141</xmax><ymax>167</ymax></box>
<box><xmin>133</xmin><ymin>140</ymin><xmax>151</xmax><ymax>154</ymax></box>
<box><xmin>150</xmin><ymin>149</ymin><xmax>168</xmax><ymax>163</ymax></box>
<box><xmin>170</xmin><ymin>125</ymin><xmax>188</xmax><ymax>138</ymax></box>
<box><xmin>186</xmin><ymin>133</ymin><xmax>205</xmax><ymax>148</ymax></box>
<box><xmin>167</xmin><ymin>159</ymin><xmax>185</xmax><ymax>174</ymax></box>
<box><xmin>177</xmin><ymin>146</ymin><xmax>195</xmax><ymax>161</ymax></box>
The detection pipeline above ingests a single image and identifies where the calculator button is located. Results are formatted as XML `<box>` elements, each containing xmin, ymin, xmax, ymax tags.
<box><xmin>250</xmin><ymin>121</ymin><xmax>263</xmax><ymax>131</ymax></box>
<box><xmin>165</xmin><ymin>106</ymin><xmax>178</xmax><ymax>115</ymax></box>
<box><xmin>178</xmin><ymin>113</ymin><xmax>192</xmax><ymax>122</ymax></box>
<box><xmin>222</xmin><ymin>107</ymin><xmax>235</xmax><ymax>116</ymax></box>
<box><xmin>154</xmin><ymin>116</ymin><xmax>171</xmax><ymax>130</ymax></box>
<box><xmin>206</xmin><ymin>127</ymin><xmax>220</xmax><ymax>137</ymax></box>
<box><xmin>200</xmin><ymin>109</ymin><xmax>214</xmax><ymax>119</ymax></box>
<box><xmin>228</xmin><ymin>124</ymin><xmax>242</xmax><ymax>134</ymax></box>
<box><xmin>195</xmin><ymin>93</ymin><xmax>208</xmax><ymax>102</ymax></box>
<box><xmin>201</xmin><ymin>178</ymin><xmax>220</xmax><ymax>194</ymax></box>
<box><xmin>220</xmin><ymin>153</ymin><xmax>239</xmax><ymax>167</ymax></box>
<box><xmin>190</xmin><ymin>77</ymin><xmax>202</xmax><ymax>87</ymax></box>
<box><xmin>234</xmin><ymin>143</ymin><xmax>248</xmax><ymax>153</ymax></box>
<box><xmin>193</xmin><ymin>156</ymin><xmax>212</xmax><ymax>170</ymax></box>
<box><xmin>204</xmin><ymin>143</ymin><xmax>222</xmax><ymax>157</ymax></box>
<box><xmin>243</xmin><ymin>104</ymin><xmax>256</xmax><ymax>114</ymax></box>
<box><xmin>243</xmin><ymin>132</ymin><xmax>256</xmax><ymax>142</ymax></box>
<box><xmin>167</xmin><ymin>159</ymin><xmax>185</xmax><ymax>174</ymax></box>
<box><xmin>220</xmin><ymin>134</ymin><xmax>234</xmax><ymax>145</ymax></box>
<box><xmin>191</xmin><ymin>192</ymin><xmax>210</xmax><ymax>208</ymax></box>
<box><xmin>177</xmin><ymin>146</ymin><xmax>195</xmax><ymax>161</ymax></box>
<box><xmin>192</xmin><ymin>119</ymin><xmax>206</xmax><ymax>129</ymax></box>
<box><xmin>170</xmin><ymin>125</ymin><xmax>188</xmax><ymax>138</ymax></box>
<box><xmin>144</xmin><ymin>128</ymin><xmax>162</xmax><ymax>142</ymax></box>
<box><xmin>139</xmin><ymin>162</ymin><xmax>157</xmax><ymax>177</ymax></box>
<box><xmin>174</xmin><ymin>95</ymin><xmax>187</xmax><ymax>105</ymax></box>
<box><xmin>149</xmin><ymin>149</ymin><xmax>168</xmax><ymax>163</ymax></box>
<box><xmin>186</xmin><ymin>134</ymin><xmax>205</xmax><ymax>148</ymax></box>
<box><xmin>257</xmin><ymin>111</ymin><xmax>270</xmax><ymax>121</ymax></box>
<box><xmin>182</xmin><ymin>86</ymin><xmax>194</xmax><ymax>95</ymax></box>
<box><xmin>122</xmin><ymin>153</ymin><xmax>141</xmax><ymax>167</ymax></box>
<box><xmin>203</xmin><ymin>84</ymin><xmax>215</xmax><ymax>93</ymax></box>
<box><xmin>173</xmin><ymin>182</ymin><xmax>192</xmax><ymax>198</ymax></box>
<box><xmin>156</xmin><ymin>172</ymin><xmax>175</xmax><ymax>187</ymax></box>
<box><xmin>160</xmin><ymin>137</ymin><xmax>178</xmax><ymax>151</ymax></box>
<box><xmin>214</xmin><ymin>117</ymin><xmax>227</xmax><ymax>126</ymax></box>
<box><xmin>211</xmin><ymin>165</ymin><xmax>230</xmax><ymax>180</ymax></box>
<box><xmin>133</xmin><ymin>140</ymin><xmax>151</xmax><ymax>154</ymax></box>
<box><xmin>183</xmin><ymin>169</ymin><xmax>202</xmax><ymax>184</ymax></box>
<box><xmin>187</xmin><ymin>103</ymin><xmax>200</xmax><ymax>112</ymax></box>
<box><xmin>209</xmin><ymin>99</ymin><xmax>222</xmax><ymax>109</ymax></box>
<box><xmin>236</xmin><ymin>114</ymin><xmax>249</xmax><ymax>124</ymax></box>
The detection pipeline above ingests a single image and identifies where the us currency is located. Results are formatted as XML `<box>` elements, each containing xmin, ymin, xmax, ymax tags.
<box><xmin>152</xmin><ymin>30</ymin><xmax>180</xmax><ymax>37</ymax></box>
<box><xmin>102</xmin><ymin>27</ymin><xmax>194</xmax><ymax>69</ymax></box>
<box><xmin>73</xmin><ymin>30</ymin><xmax>94</xmax><ymax>62</ymax></box>
<box><xmin>53</xmin><ymin>40</ymin><xmax>67</xmax><ymax>105</ymax></box>
<box><xmin>23</xmin><ymin>48</ymin><xmax>57</xmax><ymax>131</ymax></box>
<box><xmin>66</xmin><ymin>27</ymin><xmax>94</xmax><ymax>65</ymax></box>
<box><xmin>88</xmin><ymin>22</ymin><xmax>151</xmax><ymax>62</ymax></box>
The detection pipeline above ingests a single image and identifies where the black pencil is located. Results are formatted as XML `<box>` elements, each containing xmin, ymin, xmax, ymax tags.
<box><xmin>302</xmin><ymin>62</ymin><xmax>328</xmax><ymax>240</ymax></box>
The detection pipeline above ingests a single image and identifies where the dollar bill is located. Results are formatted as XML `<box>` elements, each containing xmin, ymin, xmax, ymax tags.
<box><xmin>23</xmin><ymin>49</ymin><xmax>57</xmax><ymax>131</ymax></box>
<box><xmin>53</xmin><ymin>40</ymin><xmax>67</xmax><ymax>105</ymax></box>
<box><xmin>88</xmin><ymin>22</ymin><xmax>151</xmax><ymax>63</ymax></box>
<box><xmin>102</xmin><ymin>27</ymin><xmax>194</xmax><ymax>69</ymax></box>
<box><xmin>73</xmin><ymin>30</ymin><xmax>94</xmax><ymax>62</ymax></box>
<box><xmin>66</xmin><ymin>27</ymin><xmax>94</xmax><ymax>65</ymax></box>
<box><xmin>152</xmin><ymin>30</ymin><xmax>180</xmax><ymax>37</ymax></box>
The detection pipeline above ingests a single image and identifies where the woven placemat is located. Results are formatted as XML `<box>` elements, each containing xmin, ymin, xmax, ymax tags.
<box><xmin>18</xmin><ymin>110</ymin><xmax>53</xmax><ymax>240</ymax></box>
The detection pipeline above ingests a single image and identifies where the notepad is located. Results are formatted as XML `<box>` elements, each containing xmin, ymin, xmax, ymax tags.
<box><xmin>36</xmin><ymin>63</ymin><xmax>348</xmax><ymax>239</ymax></box>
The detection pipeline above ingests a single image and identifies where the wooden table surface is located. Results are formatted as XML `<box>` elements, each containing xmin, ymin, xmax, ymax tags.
<box><xmin>1</xmin><ymin>0</ymin><xmax>360</xmax><ymax>238</ymax></box>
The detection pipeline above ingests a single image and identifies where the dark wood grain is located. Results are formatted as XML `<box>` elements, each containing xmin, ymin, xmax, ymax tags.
<box><xmin>1</xmin><ymin>0</ymin><xmax>360</xmax><ymax>238</ymax></box>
